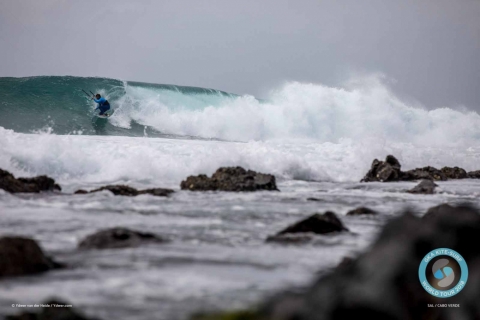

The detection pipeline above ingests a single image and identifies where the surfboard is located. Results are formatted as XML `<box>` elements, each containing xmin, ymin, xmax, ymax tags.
<box><xmin>95</xmin><ymin>109</ymin><xmax>115</xmax><ymax>119</ymax></box>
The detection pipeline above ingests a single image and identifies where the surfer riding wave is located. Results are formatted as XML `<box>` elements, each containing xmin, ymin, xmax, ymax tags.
<box><xmin>93</xmin><ymin>94</ymin><xmax>111</xmax><ymax>116</ymax></box>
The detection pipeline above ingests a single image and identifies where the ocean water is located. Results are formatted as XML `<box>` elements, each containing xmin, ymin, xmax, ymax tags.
<box><xmin>1</xmin><ymin>76</ymin><xmax>480</xmax><ymax>320</ymax></box>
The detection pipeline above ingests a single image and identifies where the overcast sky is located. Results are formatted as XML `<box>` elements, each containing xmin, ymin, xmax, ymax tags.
<box><xmin>1</xmin><ymin>0</ymin><xmax>479</xmax><ymax>109</ymax></box>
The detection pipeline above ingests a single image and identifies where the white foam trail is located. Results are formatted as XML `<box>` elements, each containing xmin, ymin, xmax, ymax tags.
<box><xmin>110</xmin><ymin>77</ymin><xmax>480</xmax><ymax>145</ymax></box>
<box><xmin>1</xmin><ymin>127</ymin><xmax>480</xmax><ymax>191</ymax></box>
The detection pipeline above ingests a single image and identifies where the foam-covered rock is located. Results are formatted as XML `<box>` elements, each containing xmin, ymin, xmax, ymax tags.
<box><xmin>181</xmin><ymin>167</ymin><xmax>278</xmax><ymax>192</ymax></box>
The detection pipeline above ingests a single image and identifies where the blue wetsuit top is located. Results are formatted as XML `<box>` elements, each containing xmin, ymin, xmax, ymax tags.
<box><xmin>93</xmin><ymin>97</ymin><xmax>110</xmax><ymax>110</ymax></box>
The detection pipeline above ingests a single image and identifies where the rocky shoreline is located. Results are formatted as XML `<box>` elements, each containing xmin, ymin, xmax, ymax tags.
<box><xmin>1</xmin><ymin>156</ymin><xmax>480</xmax><ymax>319</ymax></box>
<box><xmin>1</xmin><ymin>155</ymin><xmax>478</xmax><ymax>198</ymax></box>
<box><xmin>193</xmin><ymin>204</ymin><xmax>480</xmax><ymax>320</ymax></box>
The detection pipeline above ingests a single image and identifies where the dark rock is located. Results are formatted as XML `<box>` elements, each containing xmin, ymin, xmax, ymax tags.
<box><xmin>0</xmin><ymin>169</ymin><xmax>61</xmax><ymax>193</ymax></box>
<box><xmin>139</xmin><ymin>188</ymin><xmax>175</xmax><ymax>197</ymax></box>
<box><xmin>467</xmin><ymin>170</ymin><xmax>480</xmax><ymax>179</ymax></box>
<box><xmin>266</xmin><ymin>233</ymin><xmax>316</xmax><ymax>244</ymax></box>
<box><xmin>402</xmin><ymin>166</ymin><xmax>447</xmax><ymax>181</ymax></box>
<box><xmin>441</xmin><ymin>166</ymin><xmax>467</xmax><ymax>179</ymax></box>
<box><xmin>81</xmin><ymin>185</ymin><xmax>174</xmax><ymax>197</ymax></box>
<box><xmin>423</xmin><ymin>203</ymin><xmax>454</xmax><ymax>219</ymax></box>
<box><xmin>6</xmin><ymin>298</ymin><xmax>100</xmax><ymax>320</ymax></box>
<box><xmin>407</xmin><ymin>179</ymin><xmax>438</xmax><ymax>194</ymax></box>
<box><xmin>181</xmin><ymin>167</ymin><xmax>278</xmax><ymax>192</ymax></box>
<box><xmin>0</xmin><ymin>237</ymin><xmax>62</xmax><ymax>278</ymax></box>
<box><xmin>267</xmin><ymin>212</ymin><xmax>348</xmax><ymax>243</ymax></box>
<box><xmin>346</xmin><ymin>207</ymin><xmax>377</xmax><ymax>216</ymax></box>
<box><xmin>360</xmin><ymin>155</ymin><xmax>402</xmax><ymax>182</ymax></box>
<box><xmin>360</xmin><ymin>156</ymin><xmax>470</xmax><ymax>183</ymax></box>
<box><xmin>78</xmin><ymin>228</ymin><xmax>167</xmax><ymax>250</ymax></box>
<box><xmin>181</xmin><ymin>174</ymin><xmax>216</xmax><ymax>191</ymax></box>
<box><xmin>90</xmin><ymin>185</ymin><xmax>140</xmax><ymax>196</ymax></box>
<box><xmin>277</xmin><ymin>212</ymin><xmax>348</xmax><ymax>235</ymax></box>
<box><xmin>336</xmin><ymin>257</ymin><xmax>354</xmax><ymax>269</ymax></box>
<box><xmin>191</xmin><ymin>310</ymin><xmax>258</xmax><ymax>320</ymax></box>
<box><xmin>258</xmin><ymin>204</ymin><xmax>480</xmax><ymax>320</ymax></box>
<box><xmin>422</xmin><ymin>204</ymin><xmax>480</xmax><ymax>226</ymax></box>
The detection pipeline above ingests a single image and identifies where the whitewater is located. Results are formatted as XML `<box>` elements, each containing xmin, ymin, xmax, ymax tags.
<box><xmin>1</xmin><ymin>76</ymin><xmax>480</xmax><ymax>188</ymax></box>
<box><xmin>1</xmin><ymin>75</ymin><xmax>480</xmax><ymax>320</ymax></box>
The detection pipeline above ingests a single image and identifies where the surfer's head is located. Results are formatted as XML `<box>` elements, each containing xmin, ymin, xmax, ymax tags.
<box><xmin>95</xmin><ymin>94</ymin><xmax>101</xmax><ymax>99</ymax></box>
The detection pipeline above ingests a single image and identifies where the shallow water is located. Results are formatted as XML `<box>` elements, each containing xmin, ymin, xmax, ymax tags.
<box><xmin>1</xmin><ymin>177</ymin><xmax>479</xmax><ymax>320</ymax></box>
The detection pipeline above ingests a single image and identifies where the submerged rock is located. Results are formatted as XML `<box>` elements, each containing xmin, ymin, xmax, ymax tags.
<box><xmin>78</xmin><ymin>227</ymin><xmax>167</xmax><ymax>250</ymax></box>
<box><xmin>90</xmin><ymin>185</ymin><xmax>139</xmax><ymax>196</ymax></box>
<box><xmin>257</xmin><ymin>204</ymin><xmax>480</xmax><ymax>320</ymax></box>
<box><xmin>77</xmin><ymin>185</ymin><xmax>174</xmax><ymax>197</ymax></box>
<box><xmin>267</xmin><ymin>212</ymin><xmax>348</xmax><ymax>243</ymax></box>
<box><xmin>0</xmin><ymin>237</ymin><xmax>62</xmax><ymax>278</ymax></box>
<box><xmin>0</xmin><ymin>169</ymin><xmax>61</xmax><ymax>193</ymax></box>
<box><xmin>6</xmin><ymin>298</ymin><xmax>100</xmax><ymax>320</ymax></box>
<box><xmin>139</xmin><ymin>188</ymin><xmax>175</xmax><ymax>197</ymax></box>
<box><xmin>407</xmin><ymin>179</ymin><xmax>438</xmax><ymax>194</ymax></box>
<box><xmin>181</xmin><ymin>167</ymin><xmax>278</xmax><ymax>192</ymax></box>
<box><xmin>346</xmin><ymin>207</ymin><xmax>377</xmax><ymax>216</ymax></box>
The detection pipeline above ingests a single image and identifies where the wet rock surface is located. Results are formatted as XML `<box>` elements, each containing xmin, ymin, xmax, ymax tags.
<box><xmin>0</xmin><ymin>237</ymin><xmax>62</xmax><ymax>278</ymax></box>
<box><xmin>467</xmin><ymin>170</ymin><xmax>480</xmax><ymax>179</ymax></box>
<box><xmin>78</xmin><ymin>227</ymin><xmax>167</xmax><ymax>250</ymax></box>
<box><xmin>361</xmin><ymin>155</ymin><xmax>472</xmax><ymax>182</ymax></box>
<box><xmin>441</xmin><ymin>166</ymin><xmax>467</xmax><ymax>179</ymax></box>
<box><xmin>360</xmin><ymin>155</ymin><xmax>402</xmax><ymax>182</ymax></box>
<box><xmin>267</xmin><ymin>212</ymin><xmax>348</xmax><ymax>243</ymax></box>
<box><xmin>402</xmin><ymin>166</ymin><xmax>447</xmax><ymax>181</ymax></box>
<box><xmin>181</xmin><ymin>167</ymin><xmax>278</xmax><ymax>192</ymax></box>
<box><xmin>6</xmin><ymin>299</ymin><xmax>100</xmax><ymax>320</ymax></box>
<box><xmin>0</xmin><ymin>169</ymin><xmax>61</xmax><ymax>193</ymax></box>
<box><xmin>77</xmin><ymin>185</ymin><xmax>174</xmax><ymax>197</ymax></box>
<box><xmin>346</xmin><ymin>207</ymin><xmax>377</xmax><ymax>216</ymax></box>
<box><xmin>257</xmin><ymin>204</ymin><xmax>480</xmax><ymax>320</ymax></box>
<box><xmin>407</xmin><ymin>179</ymin><xmax>438</xmax><ymax>194</ymax></box>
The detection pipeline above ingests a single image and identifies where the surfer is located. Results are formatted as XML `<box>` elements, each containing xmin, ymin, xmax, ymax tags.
<box><xmin>93</xmin><ymin>94</ymin><xmax>110</xmax><ymax>116</ymax></box>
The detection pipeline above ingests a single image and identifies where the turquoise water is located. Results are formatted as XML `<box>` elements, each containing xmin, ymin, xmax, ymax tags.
<box><xmin>0</xmin><ymin>76</ymin><xmax>237</xmax><ymax>137</ymax></box>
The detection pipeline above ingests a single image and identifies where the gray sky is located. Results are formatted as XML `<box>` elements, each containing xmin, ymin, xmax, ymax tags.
<box><xmin>1</xmin><ymin>0</ymin><xmax>479</xmax><ymax>109</ymax></box>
